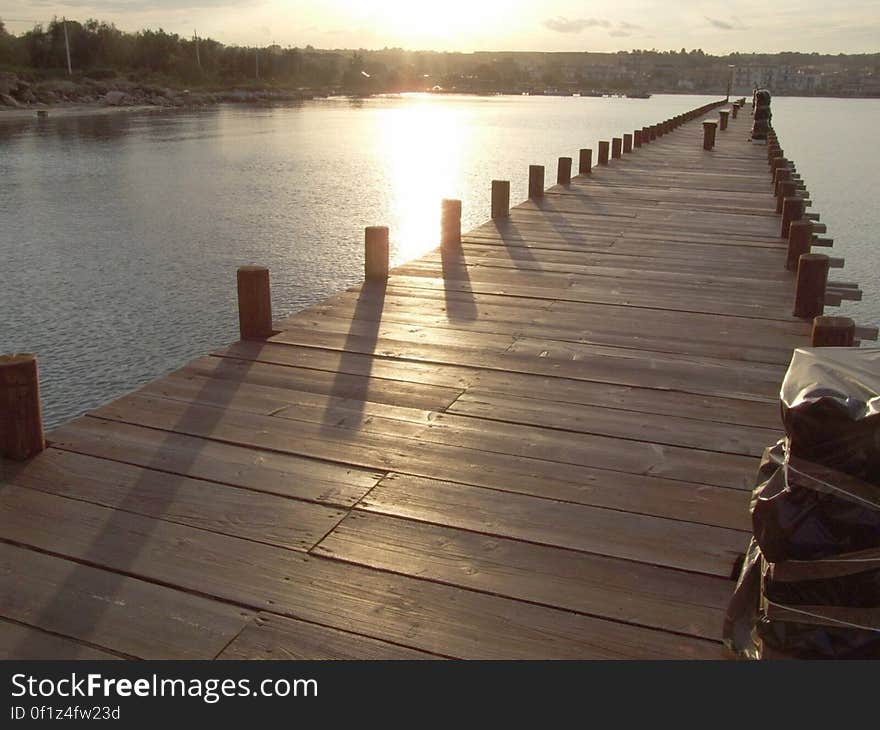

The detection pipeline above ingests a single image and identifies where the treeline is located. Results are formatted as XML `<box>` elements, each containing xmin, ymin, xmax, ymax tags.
<box><xmin>0</xmin><ymin>18</ymin><xmax>348</xmax><ymax>87</ymax></box>
<box><xmin>2</xmin><ymin>17</ymin><xmax>879</xmax><ymax>92</ymax></box>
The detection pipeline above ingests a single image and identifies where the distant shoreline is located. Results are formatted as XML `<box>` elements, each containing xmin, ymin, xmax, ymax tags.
<box><xmin>2</xmin><ymin>90</ymin><xmax>877</xmax><ymax>124</ymax></box>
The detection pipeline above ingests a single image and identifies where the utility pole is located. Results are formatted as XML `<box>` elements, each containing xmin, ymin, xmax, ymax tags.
<box><xmin>194</xmin><ymin>29</ymin><xmax>201</xmax><ymax>69</ymax></box>
<box><xmin>255</xmin><ymin>47</ymin><xmax>260</xmax><ymax>80</ymax></box>
<box><xmin>62</xmin><ymin>17</ymin><xmax>72</xmax><ymax>76</ymax></box>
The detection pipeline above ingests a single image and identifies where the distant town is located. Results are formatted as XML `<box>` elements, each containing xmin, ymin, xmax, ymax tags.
<box><xmin>1</xmin><ymin>18</ymin><xmax>879</xmax><ymax>103</ymax></box>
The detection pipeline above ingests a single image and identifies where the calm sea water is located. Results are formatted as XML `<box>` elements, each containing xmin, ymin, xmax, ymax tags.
<box><xmin>1</xmin><ymin>94</ymin><xmax>878</xmax><ymax>429</ymax></box>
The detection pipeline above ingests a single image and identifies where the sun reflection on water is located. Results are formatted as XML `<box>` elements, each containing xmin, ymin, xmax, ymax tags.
<box><xmin>377</xmin><ymin>96</ymin><xmax>465</xmax><ymax>265</ymax></box>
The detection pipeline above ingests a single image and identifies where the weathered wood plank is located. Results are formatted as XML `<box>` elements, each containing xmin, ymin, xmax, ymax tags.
<box><xmin>358</xmin><ymin>473</ymin><xmax>749</xmax><ymax>576</ymax></box>
<box><xmin>0</xmin><ymin>487</ymin><xmax>721</xmax><ymax>659</ymax></box>
<box><xmin>0</xmin><ymin>541</ymin><xmax>253</xmax><ymax>659</ymax></box>
<box><xmin>5</xmin><ymin>448</ymin><xmax>347</xmax><ymax>551</ymax></box>
<box><xmin>313</xmin><ymin>511</ymin><xmax>732</xmax><ymax>641</ymax></box>
<box><xmin>48</xmin><ymin>417</ymin><xmax>382</xmax><ymax>509</ymax></box>
<box><xmin>79</xmin><ymin>394</ymin><xmax>753</xmax><ymax>528</ymax></box>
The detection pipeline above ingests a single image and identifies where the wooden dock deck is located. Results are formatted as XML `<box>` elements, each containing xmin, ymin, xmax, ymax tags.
<box><xmin>0</xmin><ymin>102</ymin><xmax>819</xmax><ymax>659</ymax></box>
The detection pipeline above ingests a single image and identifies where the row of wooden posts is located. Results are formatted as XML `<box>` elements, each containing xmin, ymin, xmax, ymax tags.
<box><xmin>8</xmin><ymin>98</ymin><xmax>869</xmax><ymax>463</ymax></box>
<box><xmin>767</xmin><ymin>127</ymin><xmax>876</xmax><ymax>347</ymax></box>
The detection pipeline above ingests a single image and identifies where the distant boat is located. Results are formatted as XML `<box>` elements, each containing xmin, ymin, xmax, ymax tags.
<box><xmin>626</xmin><ymin>91</ymin><xmax>652</xmax><ymax>99</ymax></box>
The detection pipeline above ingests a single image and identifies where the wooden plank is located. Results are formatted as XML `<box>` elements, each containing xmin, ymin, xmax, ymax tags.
<box><xmin>48</xmin><ymin>416</ymin><xmax>382</xmax><ymax>509</ymax></box>
<box><xmin>0</xmin><ymin>486</ymin><xmax>721</xmax><ymax>659</ymax></box>
<box><xmin>0</xmin><ymin>541</ymin><xmax>253</xmax><ymax>659</ymax></box>
<box><xmin>0</xmin><ymin>619</ymin><xmax>122</xmax><ymax>660</ymax></box>
<box><xmin>129</xmin><ymin>369</ymin><xmax>763</xmax><ymax>489</ymax></box>
<box><xmin>216</xmin><ymin>341</ymin><xmax>781</xmax><ymax>430</ymax></box>
<box><xmin>447</xmin><ymin>390</ymin><xmax>780</xmax><ymax>457</ymax></box>
<box><xmin>358</xmin><ymin>473</ymin><xmax>749</xmax><ymax>576</ymax></box>
<box><xmin>5</xmin><ymin>447</ymin><xmax>347</xmax><ymax>551</ymax></box>
<box><xmin>313</xmin><ymin>511</ymin><xmax>732</xmax><ymax>641</ymax></box>
<box><xmin>219</xmin><ymin>613</ymin><xmax>441</xmax><ymax>660</ymax></box>
<box><xmin>77</xmin><ymin>396</ymin><xmax>752</xmax><ymax>529</ymax></box>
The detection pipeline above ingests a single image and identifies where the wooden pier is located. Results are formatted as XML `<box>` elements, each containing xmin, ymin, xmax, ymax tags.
<box><xmin>2</xmin><ymin>99</ymin><xmax>874</xmax><ymax>659</ymax></box>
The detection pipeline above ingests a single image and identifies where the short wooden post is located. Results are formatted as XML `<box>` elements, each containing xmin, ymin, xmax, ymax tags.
<box><xmin>611</xmin><ymin>138</ymin><xmax>622</xmax><ymax>159</ymax></box>
<box><xmin>237</xmin><ymin>266</ymin><xmax>273</xmax><ymax>339</ymax></box>
<box><xmin>771</xmin><ymin>156</ymin><xmax>788</xmax><ymax>175</ymax></box>
<box><xmin>776</xmin><ymin>180</ymin><xmax>798</xmax><ymax>213</ymax></box>
<box><xmin>557</xmin><ymin>157</ymin><xmax>572</xmax><ymax>185</ymax></box>
<box><xmin>578</xmin><ymin>148</ymin><xmax>592</xmax><ymax>175</ymax></box>
<box><xmin>793</xmin><ymin>253</ymin><xmax>829</xmax><ymax>319</ymax></box>
<box><xmin>731</xmin><ymin>104</ymin><xmax>739</xmax><ymax>119</ymax></box>
<box><xmin>623</xmin><ymin>134</ymin><xmax>633</xmax><ymax>153</ymax></box>
<box><xmin>633</xmin><ymin>130</ymin><xmax>642</xmax><ymax>148</ymax></box>
<box><xmin>773</xmin><ymin>165</ymin><xmax>792</xmax><ymax>188</ymax></box>
<box><xmin>528</xmin><ymin>165</ymin><xmax>544</xmax><ymax>199</ymax></box>
<box><xmin>641</xmin><ymin>126</ymin><xmax>650</xmax><ymax>144</ymax></box>
<box><xmin>719</xmin><ymin>110</ymin><xmax>729</xmax><ymax>130</ymax></box>
<box><xmin>649</xmin><ymin>125</ymin><xmax>657</xmax><ymax>141</ymax></box>
<box><xmin>597</xmin><ymin>141</ymin><xmax>610</xmax><ymax>165</ymax></box>
<box><xmin>811</xmin><ymin>316</ymin><xmax>855</xmax><ymax>347</ymax></box>
<box><xmin>781</xmin><ymin>197</ymin><xmax>806</xmax><ymax>237</ymax></box>
<box><xmin>786</xmin><ymin>220</ymin><xmax>812</xmax><ymax>271</ymax></box>
<box><xmin>440</xmin><ymin>198</ymin><xmax>462</xmax><ymax>248</ymax></box>
<box><xmin>491</xmin><ymin>180</ymin><xmax>510</xmax><ymax>219</ymax></box>
<box><xmin>364</xmin><ymin>226</ymin><xmax>390</xmax><ymax>280</ymax></box>
<box><xmin>702</xmin><ymin>121</ymin><xmax>717</xmax><ymax>150</ymax></box>
<box><xmin>0</xmin><ymin>354</ymin><xmax>45</xmax><ymax>461</ymax></box>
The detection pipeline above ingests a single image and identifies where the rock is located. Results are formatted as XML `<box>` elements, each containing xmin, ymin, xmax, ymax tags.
<box><xmin>0</xmin><ymin>92</ymin><xmax>22</xmax><ymax>108</ymax></box>
<box><xmin>13</xmin><ymin>88</ymin><xmax>36</xmax><ymax>104</ymax></box>
<box><xmin>103</xmin><ymin>90</ymin><xmax>128</xmax><ymax>106</ymax></box>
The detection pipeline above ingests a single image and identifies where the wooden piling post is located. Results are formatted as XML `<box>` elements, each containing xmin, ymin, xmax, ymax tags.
<box><xmin>731</xmin><ymin>104</ymin><xmax>738</xmax><ymax>119</ymax></box>
<box><xmin>781</xmin><ymin>197</ymin><xmax>806</xmax><ymax>237</ymax></box>
<box><xmin>702</xmin><ymin>121</ymin><xmax>717</xmax><ymax>150</ymax></box>
<box><xmin>528</xmin><ymin>165</ymin><xmax>544</xmax><ymax>199</ymax></box>
<box><xmin>786</xmin><ymin>220</ymin><xmax>813</xmax><ymax>271</ymax></box>
<box><xmin>557</xmin><ymin>157</ymin><xmax>572</xmax><ymax>185</ymax></box>
<box><xmin>773</xmin><ymin>165</ymin><xmax>792</xmax><ymax>188</ymax></box>
<box><xmin>776</xmin><ymin>180</ymin><xmax>798</xmax><ymax>213</ymax></box>
<box><xmin>578</xmin><ymin>148</ymin><xmax>592</xmax><ymax>174</ymax></box>
<box><xmin>811</xmin><ymin>316</ymin><xmax>855</xmax><ymax>347</ymax></box>
<box><xmin>237</xmin><ymin>266</ymin><xmax>273</xmax><ymax>339</ymax></box>
<box><xmin>642</xmin><ymin>126</ymin><xmax>650</xmax><ymax>144</ymax></box>
<box><xmin>491</xmin><ymin>180</ymin><xmax>510</xmax><ymax>219</ymax></box>
<box><xmin>597</xmin><ymin>141</ymin><xmax>610</xmax><ymax>165</ymax></box>
<box><xmin>719</xmin><ymin>110</ymin><xmax>729</xmax><ymax>130</ymax></box>
<box><xmin>0</xmin><ymin>354</ymin><xmax>45</xmax><ymax>461</ymax></box>
<box><xmin>793</xmin><ymin>253</ymin><xmax>829</xmax><ymax>319</ymax></box>
<box><xmin>649</xmin><ymin>125</ymin><xmax>657</xmax><ymax>141</ymax></box>
<box><xmin>633</xmin><ymin>130</ymin><xmax>642</xmax><ymax>148</ymax></box>
<box><xmin>441</xmin><ymin>198</ymin><xmax>462</xmax><ymax>248</ymax></box>
<box><xmin>611</xmin><ymin>138</ymin><xmax>622</xmax><ymax>159</ymax></box>
<box><xmin>364</xmin><ymin>226</ymin><xmax>390</xmax><ymax>280</ymax></box>
<box><xmin>623</xmin><ymin>134</ymin><xmax>633</xmax><ymax>153</ymax></box>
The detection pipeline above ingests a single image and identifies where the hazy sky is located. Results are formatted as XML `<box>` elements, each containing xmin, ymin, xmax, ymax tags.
<box><xmin>2</xmin><ymin>0</ymin><xmax>878</xmax><ymax>53</ymax></box>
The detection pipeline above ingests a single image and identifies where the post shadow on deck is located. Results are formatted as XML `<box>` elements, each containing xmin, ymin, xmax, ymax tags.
<box><xmin>320</xmin><ymin>227</ymin><xmax>390</xmax><ymax>434</ymax></box>
<box><xmin>6</xmin><ymin>293</ymin><xmax>263</xmax><ymax>658</ymax></box>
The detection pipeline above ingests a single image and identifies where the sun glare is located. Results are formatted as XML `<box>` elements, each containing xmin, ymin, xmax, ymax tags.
<box><xmin>378</xmin><ymin>99</ymin><xmax>466</xmax><ymax>263</ymax></box>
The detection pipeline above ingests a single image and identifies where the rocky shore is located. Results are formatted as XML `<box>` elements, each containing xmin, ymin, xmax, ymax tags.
<box><xmin>0</xmin><ymin>72</ymin><xmax>314</xmax><ymax>112</ymax></box>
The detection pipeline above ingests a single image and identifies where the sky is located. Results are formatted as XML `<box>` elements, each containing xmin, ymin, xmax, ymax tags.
<box><xmin>2</xmin><ymin>0</ymin><xmax>878</xmax><ymax>54</ymax></box>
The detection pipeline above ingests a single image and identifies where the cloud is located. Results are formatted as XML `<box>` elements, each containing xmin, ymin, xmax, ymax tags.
<box><xmin>618</xmin><ymin>22</ymin><xmax>642</xmax><ymax>30</ymax></box>
<box><xmin>543</xmin><ymin>16</ymin><xmax>610</xmax><ymax>33</ymax></box>
<box><xmin>705</xmin><ymin>16</ymin><xmax>747</xmax><ymax>31</ymax></box>
<box><xmin>609</xmin><ymin>30</ymin><xmax>631</xmax><ymax>37</ymax></box>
